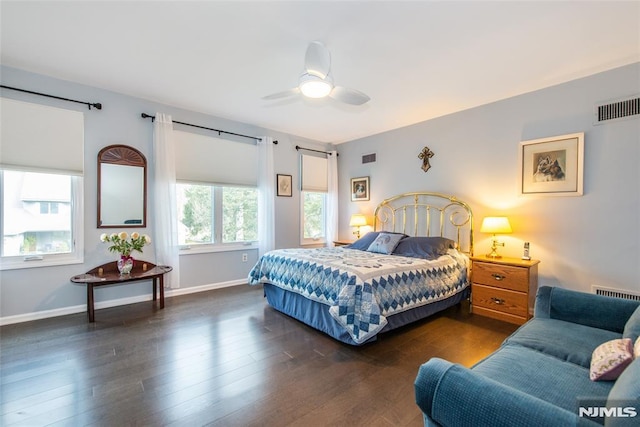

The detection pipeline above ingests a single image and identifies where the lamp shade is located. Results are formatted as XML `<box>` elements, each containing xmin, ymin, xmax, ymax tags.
<box><xmin>480</xmin><ymin>217</ymin><xmax>512</xmax><ymax>234</ymax></box>
<box><xmin>349</xmin><ymin>214</ymin><xmax>367</xmax><ymax>227</ymax></box>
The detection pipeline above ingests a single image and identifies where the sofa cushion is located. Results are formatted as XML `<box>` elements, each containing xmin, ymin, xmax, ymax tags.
<box><xmin>503</xmin><ymin>318</ymin><xmax>620</xmax><ymax>368</ymax></box>
<box><xmin>472</xmin><ymin>345</ymin><xmax>613</xmax><ymax>413</ymax></box>
<box><xmin>606</xmin><ymin>358</ymin><xmax>640</xmax><ymax>427</ymax></box>
<box><xmin>622</xmin><ymin>305</ymin><xmax>640</xmax><ymax>343</ymax></box>
<box><xmin>535</xmin><ymin>287</ymin><xmax>639</xmax><ymax>333</ymax></box>
<box><xmin>589</xmin><ymin>338</ymin><xmax>634</xmax><ymax>381</ymax></box>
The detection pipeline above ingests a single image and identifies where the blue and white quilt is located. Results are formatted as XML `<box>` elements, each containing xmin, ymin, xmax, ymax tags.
<box><xmin>248</xmin><ymin>247</ymin><xmax>469</xmax><ymax>344</ymax></box>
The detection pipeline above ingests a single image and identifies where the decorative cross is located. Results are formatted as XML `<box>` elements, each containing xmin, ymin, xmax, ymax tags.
<box><xmin>418</xmin><ymin>146</ymin><xmax>434</xmax><ymax>172</ymax></box>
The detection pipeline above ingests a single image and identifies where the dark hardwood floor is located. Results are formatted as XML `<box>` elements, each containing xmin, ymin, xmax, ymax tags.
<box><xmin>1</xmin><ymin>285</ymin><xmax>518</xmax><ymax>426</ymax></box>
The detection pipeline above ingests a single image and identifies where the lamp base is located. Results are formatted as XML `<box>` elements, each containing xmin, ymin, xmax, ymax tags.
<box><xmin>486</xmin><ymin>236</ymin><xmax>504</xmax><ymax>259</ymax></box>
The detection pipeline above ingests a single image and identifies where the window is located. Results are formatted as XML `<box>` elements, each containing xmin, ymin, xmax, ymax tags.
<box><xmin>177</xmin><ymin>183</ymin><xmax>257</xmax><ymax>249</ymax></box>
<box><xmin>1</xmin><ymin>170</ymin><xmax>83</xmax><ymax>269</ymax></box>
<box><xmin>301</xmin><ymin>191</ymin><xmax>326</xmax><ymax>244</ymax></box>
<box><xmin>300</xmin><ymin>152</ymin><xmax>328</xmax><ymax>245</ymax></box>
<box><xmin>173</xmin><ymin>130</ymin><xmax>258</xmax><ymax>253</ymax></box>
<box><xmin>0</xmin><ymin>97</ymin><xmax>84</xmax><ymax>270</ymax></box>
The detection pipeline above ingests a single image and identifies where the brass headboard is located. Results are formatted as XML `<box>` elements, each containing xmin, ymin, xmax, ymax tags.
<box><xmin>373</xmin><ymin>192</ymin><xmax>473</xmax><ymax>255</ymax></box>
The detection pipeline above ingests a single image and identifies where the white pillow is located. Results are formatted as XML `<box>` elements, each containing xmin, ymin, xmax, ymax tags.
<box><xmin>366</xmin><ymin>233</ymin><xmax>404</xmax><ymax>254</ymax></box>
<box><xmin>590</xmin><ymin>338</ymin><xmax>634</xmax><ymax>381</ymax></box>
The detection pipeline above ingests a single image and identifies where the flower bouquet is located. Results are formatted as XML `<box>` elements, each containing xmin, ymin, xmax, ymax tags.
<box><xmin>100</xmin><ymin>231</ymin><xmax>151</xmax><ymax>274</ymax></box>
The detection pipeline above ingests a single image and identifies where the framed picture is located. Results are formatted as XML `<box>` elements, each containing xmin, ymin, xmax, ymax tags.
<box><xmin>519</xmin><ymin>132</ymin><xmax>584</xmax><ymax>196</ymax></box>
<box><xmin>351</xmin><ymin>176</ymin><xmax>370</xmax><ymax>201</ymax></box>
<box><xmin>276</xmin><ymin>174</ymin><xmax>292</xmax><ymax>197</ymax></box>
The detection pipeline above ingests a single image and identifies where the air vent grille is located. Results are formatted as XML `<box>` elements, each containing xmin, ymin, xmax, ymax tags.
<box><xmin>592</xmin><ymin>285</ymin><xmax>640</xmax><ymax>302</ymax></box>
<box><xmin>594</xmin><ymin>95</ymin><xmax>640</xmax><ymax>124</ymax></box>
<box><xmin>362</xmin><ymin>153</ymin><xmax>376</xmax><ymax>164</ymax></box>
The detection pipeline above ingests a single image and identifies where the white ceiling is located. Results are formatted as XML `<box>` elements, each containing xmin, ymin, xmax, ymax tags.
<box><xmin>1</xmin><ymin>1</ymin><xmax>639</xmax><ymax>144</ymax></box>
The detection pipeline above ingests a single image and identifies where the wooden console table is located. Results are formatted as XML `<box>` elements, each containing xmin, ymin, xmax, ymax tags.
<box><xmin>71</xmin><ymin>261</ymin><xmax>172</xmax><ymax>322</ymax></box>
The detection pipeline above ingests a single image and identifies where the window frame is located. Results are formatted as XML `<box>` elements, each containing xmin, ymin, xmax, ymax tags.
<box><xmin>0</xmin><ymin>169</ymin><xmax>84</xmax><ymax>270</ymax></box>
<box><xmin>176</xmin><ymin>181</ymin><xmax>258</xmax><ymax>255</ymax></box>
<box><xmin>300</xmin><ymin>190</ymin><xmax>327</xmax><ymax>246</ymax></box>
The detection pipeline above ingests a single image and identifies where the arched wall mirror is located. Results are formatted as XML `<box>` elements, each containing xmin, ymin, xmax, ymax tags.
<box><xmin>97</xmin><ymin>144</ymin><xmax>147</xmax><ymax>228</ymax></box>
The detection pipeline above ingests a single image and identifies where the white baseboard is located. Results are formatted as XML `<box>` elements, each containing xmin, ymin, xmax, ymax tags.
<box><xmin>0</xmin><ymin>279</ymin><xmax>246</xmax><ymax>326</ymax></box>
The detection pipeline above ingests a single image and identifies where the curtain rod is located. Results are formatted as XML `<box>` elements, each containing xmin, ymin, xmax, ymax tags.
<box><xmin>140</xmin><ymin>113</ymin><xmax>277</xmax><ymax>144</ymax></box>
<box><xmin>295</xmin><ymin>145</ymin><xmax>337</xmax><ymax>156</ymax></box>
<box><xmin>0</xmin><ymin>85</ymin><xmax>102</xmax><ymax>110</ymax></box>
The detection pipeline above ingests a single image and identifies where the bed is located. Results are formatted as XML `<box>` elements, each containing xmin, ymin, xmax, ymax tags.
<box><xmin>248</xmin><ymin>192</ymin><xmax>474</xmax><ymax>345</ymax></box>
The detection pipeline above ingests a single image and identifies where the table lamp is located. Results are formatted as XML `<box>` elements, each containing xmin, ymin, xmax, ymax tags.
<box><xmin>349</xmin><ymin>214</ymin><xmax>368</xmax><ymax>239</ymax></box>
<box><xmin>480</xmin><ymin>216</ymin><xmax>512</xmax><ymax>258</ymax></box>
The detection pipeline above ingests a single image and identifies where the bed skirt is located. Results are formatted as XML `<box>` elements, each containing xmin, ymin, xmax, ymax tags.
<box><xmin>262</xmin><ymin>283</ymin><xmax>470</xmax><ymax>345</ymax></box>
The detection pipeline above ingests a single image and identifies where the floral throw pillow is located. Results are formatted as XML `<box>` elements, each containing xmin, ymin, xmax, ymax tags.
<box><xmin>366</xmin><ymin>232</ymin><xmax>405</xmax><ymax>255</ymax></box>
<box><xmin>635</xmin><ymin>337</ymin><xmax>640</xmax><ymax>359</ymax></box>
<box><xmin>590</xmin><ymin>338</ymin><xmax>634</xmax><ymax>381</ymax></box>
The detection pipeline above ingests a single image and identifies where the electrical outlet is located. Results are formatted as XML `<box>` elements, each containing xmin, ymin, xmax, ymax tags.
<box><xmin>242</xmin><ymin>253</ymin><xmax>248</xmax><ymax>262</ymax></box>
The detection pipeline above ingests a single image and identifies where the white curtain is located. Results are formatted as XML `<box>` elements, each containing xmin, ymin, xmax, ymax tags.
<box><xmin>257</xmin><ymin>136</ymin><xmax>275</xmax><ymax>257</ymax></box>
<box><xmin>326</xmin><ymin>150</ymin><xmax>339</xmax><ymax>247</ymax></box>
<box><xmin>153</xmin><ymin>113</ymin><xmax>180</xmax><ymax>288</ymax></box>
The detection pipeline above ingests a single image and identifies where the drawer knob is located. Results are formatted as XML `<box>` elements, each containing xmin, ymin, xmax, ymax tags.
<box><xmin>491</xmin><ymin>297</ymin><xmax>505</xmax><ymax>305</ymax></box>
<box><xmin>491</xmin><ymin>273</ymin><xmax>505</xmax><ymax>281</ymax></box>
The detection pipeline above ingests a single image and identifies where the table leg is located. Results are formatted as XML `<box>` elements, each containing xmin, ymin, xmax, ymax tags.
<box><xmin>87</xmin><ymin>284</ymin><xmax>95</xmax><ymax>322</ymax></box>
<box><xmin>159</xmin><ymin>276</ymin><xmax>165</xmax><ymax>309</ymax></box>
<box><xmin>153</xmin><ymin>281</ymin><xmax>157</xmax><ymax>301</ymax></box>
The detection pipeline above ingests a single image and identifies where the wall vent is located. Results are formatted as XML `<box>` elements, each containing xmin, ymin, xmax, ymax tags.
<box><xmin>592</xmin><ymin>285</ymin><xmax>640</xmax><ymax>302</ymax></box>
<box><xmin>594</xmin><ymin>95</ymin><xmax>640</xmax><ymax>124</ymax></box>
<box><xmin>362</xmin><ymin>153</ymin><xmax>377</xmax><ymax>164</ymax></box>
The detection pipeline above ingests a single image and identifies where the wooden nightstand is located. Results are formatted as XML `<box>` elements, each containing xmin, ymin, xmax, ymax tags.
<box><xmin>470</xmin><ymin>256</ymin><xmax>540</xmax><ymax>325</ymax></box>
<box><xmin>333</xmin><ymin>240</ymin><xmax>354</xmax><ymax>247</ymax></box>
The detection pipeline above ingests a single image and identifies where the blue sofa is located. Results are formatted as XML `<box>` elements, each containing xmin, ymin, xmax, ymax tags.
<box><xmin>415</xmin><ymin>286</ymin><xmax>640</xmax><ymax>427</ymax></box>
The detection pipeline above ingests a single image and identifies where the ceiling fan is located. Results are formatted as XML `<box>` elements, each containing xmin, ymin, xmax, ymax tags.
<box><xmin>263</xmin><ymin>41</ymin><xmax>370</xmax><ymax>106</ymax></box>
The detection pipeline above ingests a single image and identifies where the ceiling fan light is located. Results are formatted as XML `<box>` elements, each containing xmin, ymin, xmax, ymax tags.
<box><xmin>299</xmin><ymin>74</ymin><xmax>333</xmax><ymax>98</ymax></box>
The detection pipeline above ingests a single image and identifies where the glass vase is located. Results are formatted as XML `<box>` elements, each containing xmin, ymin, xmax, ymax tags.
<box><xmin>117</xmin><ymin>256</ymin><xmax>134</xmax><ymax>275</ymax></box>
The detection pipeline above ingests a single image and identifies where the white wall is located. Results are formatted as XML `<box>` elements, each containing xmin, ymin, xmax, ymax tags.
<box><xmin>337</xmin><ymin>63</ymin><xmax>640</xmax><ymax>294</ymax></box>
<box><xmin>0</xmin><ymin>65</ymin><xmax>329</xmax><ymax>322</ymax></box>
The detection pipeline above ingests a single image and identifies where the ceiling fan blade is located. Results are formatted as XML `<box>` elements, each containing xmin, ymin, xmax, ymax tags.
<box><xmin>262</xmin><ymin>87</ymin><xmax>300</xmax><ymax>100</ymax></box>
<box><xmin>304</xmin><ymin>41</ymin><xmax>331</xmax><ymax>79</ymax></box>
<box><xmin>330</xmin><ymin>86</ymin><xmax>370</xmax><ymax>105</ymax></box>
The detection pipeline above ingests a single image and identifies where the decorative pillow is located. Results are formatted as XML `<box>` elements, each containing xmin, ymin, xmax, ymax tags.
<box><xmin>346</xmin><ymin>232</ymin><xmax>406</xmax><ymax>251</ymax></box>
<box><xmin>622</xmin><ymin>305</ymin><xmax>640</xmax><ymax>343</ymax></box>
<box><xmin>393</xmin><ymin>236</ymin><xmax>456</xmax><ymax>259</ymax></box>
<box><xmin>635</xmin><ymin>337</ymin><xmax>640</xmax><ymax>359</ymax></box>
<box><xmin>366</xmin><ymin>232</ymin><xmax>405</xmax><ymax>254</ymax></box>
<box><xmin>589</xmin><ymin>338</ymin><xmax>634</xmax><ymax>381</ymax></box>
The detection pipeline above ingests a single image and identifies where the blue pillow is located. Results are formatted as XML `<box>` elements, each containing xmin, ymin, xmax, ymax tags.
<box><xmin>623</xmin><ymin>305</ymin><xmax>640</xmax><ymax>343</ymax></box>
<box><xmin>367</xmin><ymin>232</ymin><xmax>405</xmax><ymax>254</ymax></box>
<box><xmin>346</xmin><ymin>231</ymin><xmax>406</xmax><ymax>251</ymax></box>
<box><xmin>392</xmin><ymin>236</ymin><xmax>455</xmax><ymax>259</ymax></box>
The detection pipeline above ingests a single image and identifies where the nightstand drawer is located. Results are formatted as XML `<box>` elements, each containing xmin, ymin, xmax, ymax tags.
<box><xmin>472</xmin><ymin>284</ymin><xmax>528</xmax><ymax>318</ymax></box>
<box><xmin>473</xmin><ymin>262</ymin><xmax>528</xmax><ymax>292</ymax></box>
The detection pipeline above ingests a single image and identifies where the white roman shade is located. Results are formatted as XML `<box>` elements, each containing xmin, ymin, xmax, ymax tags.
<box><xmin>301</xmin><ymin>153</ymin><xmax>328</xmax><ymax>192</ymax></box>
<box><xmin>0</xmin><ymin>97</ymin><xmax>84</xmax><ymax>175</ymax></box>
<box><xmin>174</xmin><ymin>130</ymin><xmax>257</xmax><ymax>186</ymax></box>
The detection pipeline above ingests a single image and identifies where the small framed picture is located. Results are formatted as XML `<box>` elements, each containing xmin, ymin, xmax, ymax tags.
<box><xmin>519</xmin><ymin>132</ymin><xmax>584</xmax><ymax>196</ymax></box>
<box><xmin>351</xmin><ymin>176</ymin><xmax>370</xmax><ymax>201</ymax></box>
<box><xmin>276</xmin><ymin>174</ymin><xmax>292</xmax><ymax>197</ymax></box>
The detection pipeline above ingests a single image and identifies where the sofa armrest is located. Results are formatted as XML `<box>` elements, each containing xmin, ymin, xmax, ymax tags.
<box><xmin>415</xmin><ymin>358</ymin><xmax>599</xmax><ymax>427</ymax></box>
<box><xmin>534</xmin><ymin>286</ymin><xmax>639</xmax><ymax>333</ymax></box>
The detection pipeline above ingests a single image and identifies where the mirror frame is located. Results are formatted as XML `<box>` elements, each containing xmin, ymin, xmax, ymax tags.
<box><xmin>97</xmin><ymin>144</ymin><xmax>147</xmax><ymax>228</ymax></box>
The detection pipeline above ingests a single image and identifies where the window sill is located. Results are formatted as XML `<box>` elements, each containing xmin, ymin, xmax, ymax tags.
<box><xmin>300</xmin><ymin>239</ymin><xmax>327</xmax><ymax>247</ymax></box>
<box><xmin>179</xmin><ymin>242</ymin><xmax>258</xmax><ymax>256</ymax></box>
<box><xmin>0</xmin><ymin>255</ymin><xmax>84</xmax><ymax>271</ymax></box>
